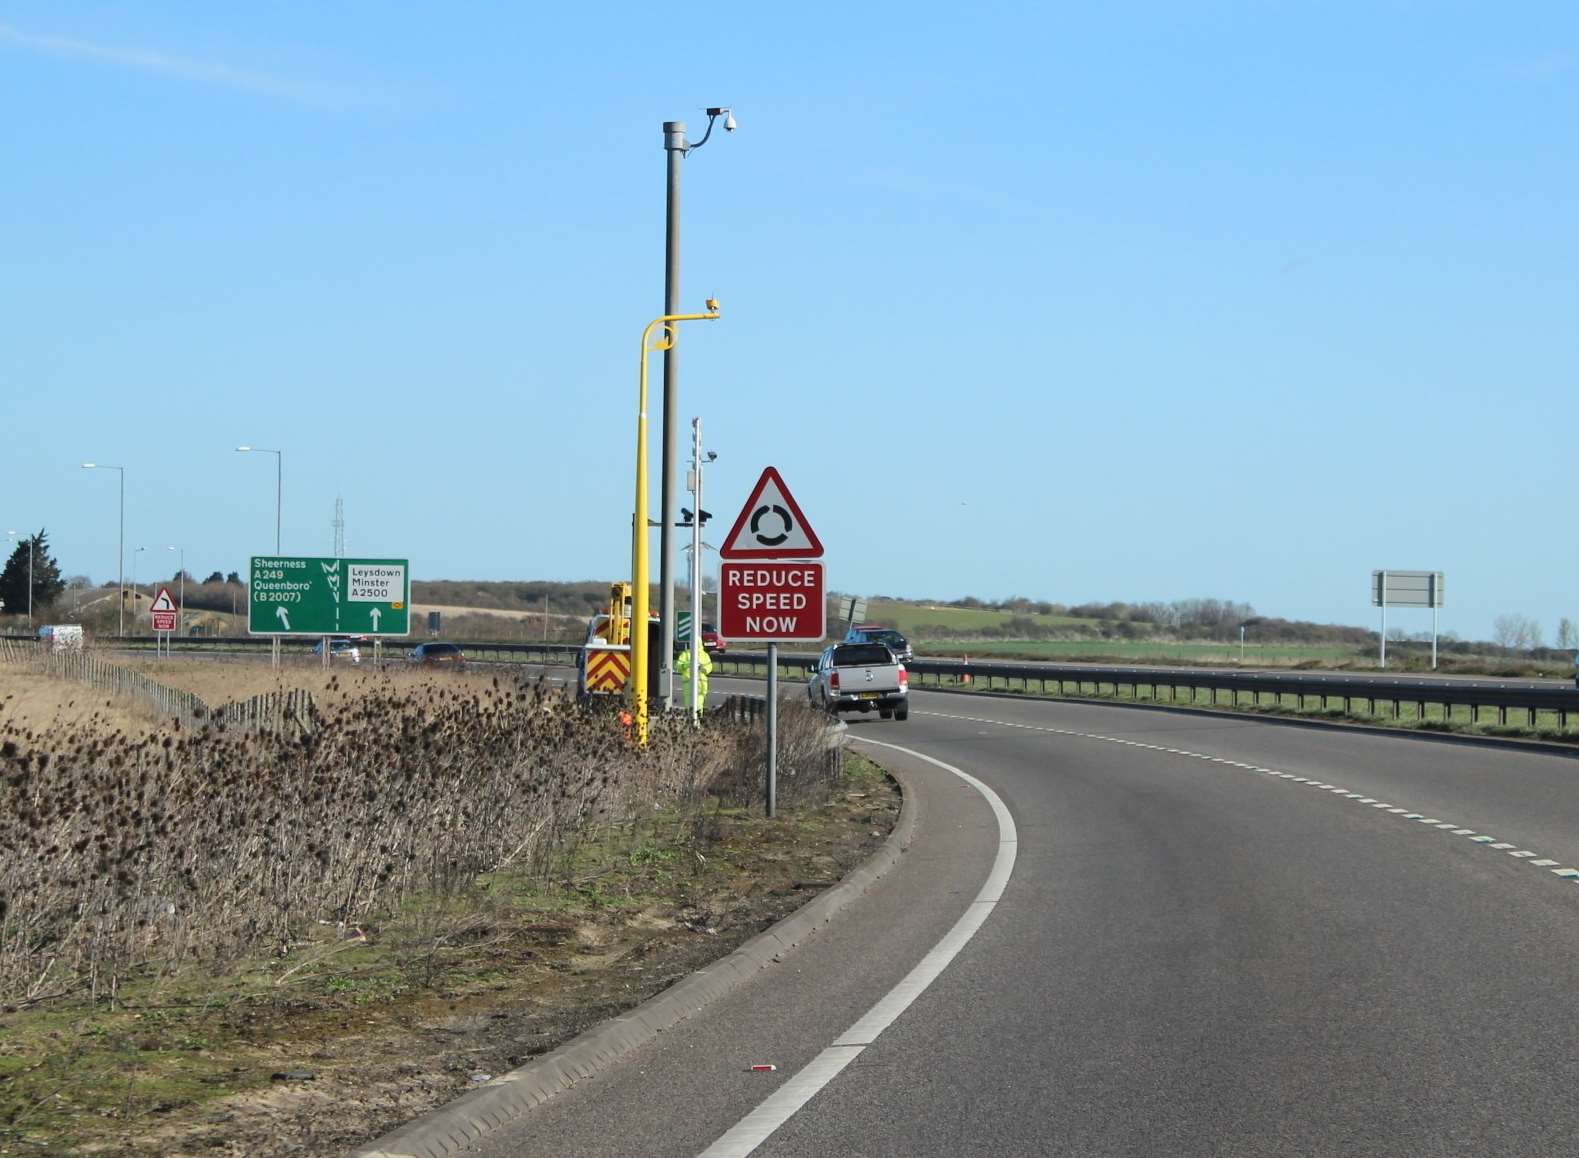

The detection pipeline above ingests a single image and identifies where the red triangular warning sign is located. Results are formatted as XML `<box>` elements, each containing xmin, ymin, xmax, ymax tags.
<box><xmin>149</xmin><ymin>587</ymin><xmax>178</xmax><ymax>613</ymax></box>
<box><xmin>720</xmin><ymin>467</ymin><xmax>824</xmax><ymax>559</ymax></box>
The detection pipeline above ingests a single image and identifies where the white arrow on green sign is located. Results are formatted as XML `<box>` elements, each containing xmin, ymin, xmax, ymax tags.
<box><xmin>248</xmin><ymin>556</ymin><xmax>410</xmax><ymax>636</ymax></box>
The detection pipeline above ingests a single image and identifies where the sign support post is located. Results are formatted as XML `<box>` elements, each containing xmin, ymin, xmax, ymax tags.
<box><xmin>1380</xmin><ymin>570</ymin><xmax>1388</xmax><ymax>669</ymax></box>
<box><xmin>766</xmin><ymin>643</ymin><xmax>779</xmax><ymax>818</ymax></box>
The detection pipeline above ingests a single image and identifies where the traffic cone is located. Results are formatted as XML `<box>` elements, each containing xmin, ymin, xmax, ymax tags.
<box><xmin>962</xmin><ymin>655</ymin><xmax>972</xmax><ymax>686</ymax></box>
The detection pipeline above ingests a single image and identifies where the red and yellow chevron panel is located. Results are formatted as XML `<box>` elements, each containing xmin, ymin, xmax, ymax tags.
<box><xmin>585</xmin><ymin>649</ymin><xmax>631</xmax><ymax>693</ymax></box>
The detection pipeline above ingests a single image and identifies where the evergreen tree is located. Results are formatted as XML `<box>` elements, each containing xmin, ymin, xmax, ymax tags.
<box><xmin>204</xmin><ymin>571</ymin><xmax>225</xmax><ymax>584</ymax></box>
<box><xmin>0</xmin><ymin>529</ymin><xmax>65</xmax><ymax>618</ymax></box>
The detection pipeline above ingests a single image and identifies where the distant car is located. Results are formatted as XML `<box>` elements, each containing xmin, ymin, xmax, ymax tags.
<box><xmin>408</xmin><ymin>641</ymin><xmax>465</xmax><ymax>667</ymax></box>
<box><xmin>313</xmin><ymin>637</ymin><xmax>361</xmax><ymax>664</ymax></box>
<box><xmin>843</xmin><ymin>625</ymin><xmax>912</xmax><ymax>664</ymax></box>
<box><xmin>700</xmin><ymin>622</ymin><xmax>726</xmax><ymax>654</ymax></box>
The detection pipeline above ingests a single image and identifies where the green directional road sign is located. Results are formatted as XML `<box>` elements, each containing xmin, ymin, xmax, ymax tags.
<box><xmin>248</xmin><ymin>556</ymin><xmax>410</xmax><ymax>636</ymax></box>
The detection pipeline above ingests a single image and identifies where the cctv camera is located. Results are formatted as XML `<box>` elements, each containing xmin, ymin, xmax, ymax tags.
<box><xmin>723</xmin><ymin>111</ymin><xmax>737</xmax><ymax>132</ymax></box>
<box><xmin>706</xmin><ymin>451</ymin><xmax>718</xmax><ymax>462</ymax></box>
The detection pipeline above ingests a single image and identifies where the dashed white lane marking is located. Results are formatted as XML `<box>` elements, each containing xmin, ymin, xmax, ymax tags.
<box><xmin>698</xmin><ymin>738</ymin><xmax>1017</xmax><ymax>1158</ymax></box>
<box><xmin>916</xmin><ymin>708</ymin><xmax>1579</xmax><ymax>888</ymax></box>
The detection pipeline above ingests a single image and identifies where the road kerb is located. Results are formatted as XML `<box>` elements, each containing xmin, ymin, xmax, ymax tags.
<box><xmin>346</xmin><ymin>755</ymin><xmax>918</xmax><ymax>1158</ymax></box>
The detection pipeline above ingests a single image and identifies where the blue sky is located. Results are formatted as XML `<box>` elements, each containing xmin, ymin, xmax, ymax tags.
<box><xmin>1</xmin><ymin>2</ymin><xmax>1573</xmax><ymax>640</ymax></box>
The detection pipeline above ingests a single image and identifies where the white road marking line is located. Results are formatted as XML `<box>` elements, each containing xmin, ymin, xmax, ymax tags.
<box><xmin>699</xmin><ymin>739</ymin><xmax>1018</xmax><ymax>1158</ymax></box>
<box><xmin>916</xmin><ymin>709</ymin><xmax>1576</xmax><ymax>899</ymax></box>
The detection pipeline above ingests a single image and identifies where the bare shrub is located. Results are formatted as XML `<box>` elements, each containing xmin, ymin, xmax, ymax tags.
<box><xmin>708</xmin><ymin>701</ymin><xmax>843</xmax><ymax>810</ymax></box>
<box><xmin>0</xmin><ymin>672</ymin><xmax>769</xmax><ymax>1004</ymax></box>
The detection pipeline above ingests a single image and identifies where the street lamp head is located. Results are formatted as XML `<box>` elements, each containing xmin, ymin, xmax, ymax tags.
<box><xmin>236</xmin><ymin>445</ymin><xmax>252</xmax><ymax>452</ymax></box>
<box><xmin>81</xmin><ymin>462</ymin><xmax>96</xmax><ymax>469</ymax></box>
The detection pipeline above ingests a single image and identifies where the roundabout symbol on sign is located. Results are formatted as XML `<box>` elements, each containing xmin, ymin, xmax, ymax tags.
<box><xmin>749</xmin><ymin>504</ymin><xmax>792</xmax><ymax>547</ymax></box>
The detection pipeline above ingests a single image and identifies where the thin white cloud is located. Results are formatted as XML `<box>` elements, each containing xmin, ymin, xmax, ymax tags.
<box><xmin>0</xmin><ymin>21</ymin><xmax>359</xmax><ymax>107</ymax></box>
<box><xmin>1495</xmin><ymin>51</ymin><xmax>1571</xmax><ymax>82</ymax></box>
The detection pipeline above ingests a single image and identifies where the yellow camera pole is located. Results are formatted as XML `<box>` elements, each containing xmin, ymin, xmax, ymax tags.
<box><xmin>633</xmin><ymin>300</ymin><xmax>720</xmax><ymax>745</ymax></box>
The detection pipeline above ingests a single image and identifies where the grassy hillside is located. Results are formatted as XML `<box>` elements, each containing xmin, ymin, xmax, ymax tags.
<box><xmin>865</xmin><ymin>601</ymin><xmax>1089</xmax><ymax>634</ymax></box>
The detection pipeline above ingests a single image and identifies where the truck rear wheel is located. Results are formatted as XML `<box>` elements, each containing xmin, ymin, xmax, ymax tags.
<box><xmin>894</xmin><ymin>705</ymin><xmax>909</xmax><ymax>721</ymax></box>
<box><xmin>879</xmin><ymin>707</ymin><xmax>893</xmax><ymax>719</ymax></box>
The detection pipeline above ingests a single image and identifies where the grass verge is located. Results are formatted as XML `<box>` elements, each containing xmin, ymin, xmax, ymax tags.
<box><xmin>0</xmin><ymin>752</ymin><xmax>898</xmax><ymax>1156</ymax></box>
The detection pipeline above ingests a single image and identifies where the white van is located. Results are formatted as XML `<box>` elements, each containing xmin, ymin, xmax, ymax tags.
<box><xmin>36</xmin><ymin>625</ymin><xmax>84</xmax><ymax>651</ymax></box>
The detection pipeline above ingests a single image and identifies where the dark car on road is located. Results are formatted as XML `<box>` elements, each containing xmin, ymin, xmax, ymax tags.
<box><xmin>408</xmin><ymin>641</ymin><xmax>465</xmax><ymax>667</ymax></box>
<box><xmin>843</xmin><ymin>625</ymin><xmax>912</xmax><ymax>664</ymax></box>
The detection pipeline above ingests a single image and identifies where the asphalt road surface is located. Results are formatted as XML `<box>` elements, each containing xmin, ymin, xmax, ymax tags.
<box><xmin>441</xmin><ymin>687</ymin><xmax>1579</xmax><ymax>1156</ymax></box>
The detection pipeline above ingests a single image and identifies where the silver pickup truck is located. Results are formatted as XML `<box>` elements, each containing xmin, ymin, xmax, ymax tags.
<box><xmin>807</xmin><ymin>642</ymin><xmax>909</xmax><ymax>720</ymax></box>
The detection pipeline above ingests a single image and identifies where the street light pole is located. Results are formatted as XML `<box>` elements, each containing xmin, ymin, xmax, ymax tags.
<box><xmin>132</xmin><ymin>546</ymin><xmax>146</xmax><ymax>633</ymax></box>
<box><xmin>168</xmin><ymin>545</ymin><xmax>184</xmax><ymax>634</ymax></box>
<box><xmin>633</xmin><ymin>301</ymin><xmax>721</xmax><ymax>746</ymax></box>
<box><xmin>237</xmin><ymin>446</ymin><xmax>283</xmax><ymax>666</ymax></box>
<box><xmin>81</xmin><ymin>463</ymin><xmax>126</xmax><ymax>636</ymax></box>
<box><xmin>658</xmin><ymin>107</ymin><xmax>733</xmax><ymax>711</ymax></box>
<box><xmin>236</xmin><ymin>446</ymin><xmax>283</xmax><ymax>552</ymax></box>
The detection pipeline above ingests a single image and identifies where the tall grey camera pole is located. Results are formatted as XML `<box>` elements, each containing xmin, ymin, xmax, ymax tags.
<box><xmin>766</xmin><ymin>642</ymin><xmax>778</xmax><ymax>818</ymax></box>
<box><xmin>659</xmin><ymin>121</ymin><xmax>684</xmax><ymax>710</ymax></box>
<box><xmin>659</xmin><ymin>108</ymin><xmax>732</xmax><ymax>710</ymax></box>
